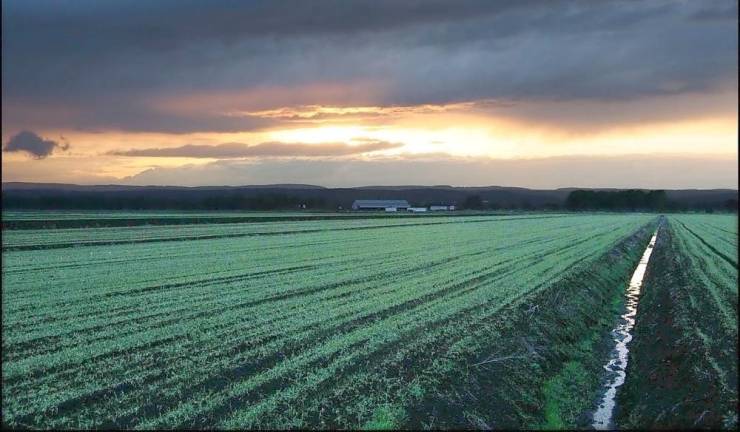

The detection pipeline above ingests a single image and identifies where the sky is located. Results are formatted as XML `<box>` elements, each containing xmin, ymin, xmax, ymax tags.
<box><xmin>2</xmin><ymin>0</ymin><xmax>738</xmax><ymax>189</ymax></box>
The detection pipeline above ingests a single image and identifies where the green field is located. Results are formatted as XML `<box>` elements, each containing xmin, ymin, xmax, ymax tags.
<box><xmin>1</xmin><ymin>212</ymin><xmax>737</xmax><ymax>429</ymax></box>
<box><xmin>1</xmin><ymin>210</ymin><xmax>513</xmax><ymax>230</ymax></box>
<box><xmin>1</xmin><ymin>214</ymin><xmax>540</xmax><ymax>250</ymax></box>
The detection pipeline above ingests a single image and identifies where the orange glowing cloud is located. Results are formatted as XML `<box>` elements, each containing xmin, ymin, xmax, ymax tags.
<box><xmin>231</xmin><ymin>100</ymin><xmax>507</xmax><ymax>123</ymax></box>
<box><xmin>150</xmin><ymin>81</ymin><xmax>388</xmax><ymax>116</ymax></box>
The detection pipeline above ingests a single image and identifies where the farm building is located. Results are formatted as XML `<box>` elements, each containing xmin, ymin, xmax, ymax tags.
<box><xmin>430</xmin><ymin>205</ymin><xmax>456</xmax><ymax>211</ymax></box>
<box><xmin>407</xmin><ymin>207</ymin><xmax>427</xmax><ymax>213</ymax></box>
<box><xmin>351</xmin><ymin>199</ymin><xmax>410</xmax><ymax>211</ymax></box>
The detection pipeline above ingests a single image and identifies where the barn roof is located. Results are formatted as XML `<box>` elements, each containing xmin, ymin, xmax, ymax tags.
<box><xmin>352</xmin><ymin>199</ymin><xmax>410</xmax><ymax>208</ymax></box>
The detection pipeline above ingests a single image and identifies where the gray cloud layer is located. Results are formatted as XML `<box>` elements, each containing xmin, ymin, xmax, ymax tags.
<box><xmin>2</xmin><ymin>0</ymin><xmax>737</xmax><ymax>133</ymax></box>
<box><xmin>111</xmin><ymin>141</ymin><xmax>402</xmax><ymax>158</ymax></box>
<box><xmin>122</xmin><ymin>155</ymin><xmax>739</xmax><ymax>189</ymax></box>
<box><xmin>3</xmin><ymin>131</ymin><xmax>69</xmax><ymax>158</ymax></box>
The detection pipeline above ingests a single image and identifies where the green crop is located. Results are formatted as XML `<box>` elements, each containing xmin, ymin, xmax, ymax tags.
<box><xmin>2</xmin><ymin>213</ymin><xmax>655</xmax><ymax>428</ymax></box>
<box><xmin>668</xmin><ymin>214</ymin><xmax>737</xmax><ymax>396</ymax></box>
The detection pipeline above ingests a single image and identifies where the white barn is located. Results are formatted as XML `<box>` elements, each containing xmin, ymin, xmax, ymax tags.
<box><xmin>351</xmin><ymin>199</ymin><xmax>410</xmax><ymax>211</ymax></box>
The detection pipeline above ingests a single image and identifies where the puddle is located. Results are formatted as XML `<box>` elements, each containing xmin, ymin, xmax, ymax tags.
<box><xmin>592</xmin><ymin>231</ymin><xmax>658</xmax><ymax>430</ymax></box>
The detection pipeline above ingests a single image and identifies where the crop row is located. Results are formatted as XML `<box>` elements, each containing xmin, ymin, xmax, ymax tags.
<box><xmin>1</xmin><ymin>214</ymin><xmax>552</xmax><ymax>250</ymax></box>
<box><xmin>2</xmin><ymin>214</ymin><xmax>653</xmax><ymax>428</ymax></box>
<box><xmin>667</xmin><ymin>214</ymin><xmax>737</xmax><ymax>398</ymax></box>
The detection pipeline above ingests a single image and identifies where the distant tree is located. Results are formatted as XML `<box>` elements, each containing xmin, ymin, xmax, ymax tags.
<box><xmin>646</xmin><ymin>190</ymin><xmax>667</xmax><ymax>210</ymax></box>
<box><xmin>724</xmin><ymin>199</ymin><xmax>738</xmax><ymax>212</ymax></box>
<box><xmin>566</xmin><ymin>189</ymin><xmax>671</xmax><ymax>212</ymax></box>
<box><xmin>463</xmin><ymin>195</ymin><xmax>484</xmax><ymax>210</ymax></box>
<box><xmin>565</xmin><ymin>190</ymin><xmax>592</xmax><ymax>210</ymax></box>
<box><xmin>667</xmin><ymin>200</ymin><xmax>687</xmax><ymax>212</ymax></box>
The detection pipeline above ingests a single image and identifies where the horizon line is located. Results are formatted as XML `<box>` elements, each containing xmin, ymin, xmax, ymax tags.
<box><xmin>2</xmin><ymin>181</ymin><xmax>738</xmax><ymax>192</ymax></box>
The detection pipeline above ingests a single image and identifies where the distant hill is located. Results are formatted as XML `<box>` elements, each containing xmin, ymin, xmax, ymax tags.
<box><xmin>1</xmin><ymin>182</ymin><xmax>737</xmax><ymax>211</ymax></box>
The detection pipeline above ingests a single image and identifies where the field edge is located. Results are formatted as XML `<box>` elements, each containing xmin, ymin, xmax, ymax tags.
<box><xmin>617</xmin><ymin>218</ymin><xmax>738</xmax><ymax>429</ymax></box>
<box><xmin>394</xmin><ymin>218</ymin><xmax>658</xmax><ymax>429</ymax></box>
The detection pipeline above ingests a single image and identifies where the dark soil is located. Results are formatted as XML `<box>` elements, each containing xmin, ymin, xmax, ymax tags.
<box><xmin>617</xmin><ymin>219</ymin><xmax>738</xmax><ymax>429</ymax></box>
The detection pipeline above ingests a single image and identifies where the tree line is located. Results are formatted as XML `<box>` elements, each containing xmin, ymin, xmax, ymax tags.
<box><xmin>565</xmin><ymin>190</ymin><xmax>667</xmax><ymax>211</ymax></box>
<box><xmin>564</xmin><ymin>189</ymin><xmax>737</xmax><ymax>212</ymax></box>
<box><xmin>3</xmin><ymin>188</ymin><xmax>736</xmax><ymax>212</ymax></box>
<box><xmin>460</xmin><ymin>190</ymin><xmax>737</xmax><ymax>212</ymax></box>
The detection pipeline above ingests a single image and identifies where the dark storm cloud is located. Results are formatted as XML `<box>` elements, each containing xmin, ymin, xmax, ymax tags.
<box><xmin>1</xmin><ymin>101</ymin><xmax>277</xmax><ymax>134</ymax></box>
<box><xmin>690</xmin><ymin>1</ymin><xmax>739</xmax><ymax>21</ymax></box>
<box><xmin>2</xmin><ymin>0</ymin><xmax>737</xmax><ymax>133</ymax></box>
<box><xmin>3</xmin><ymin>131</ymin><xmax>69</xmax><ymax>159</ymax></box>
<box><xmin>1</xmin><ymin>0</ymin><xmax>533</xmax><ymax>48</ymax></box>
<box><xmin>110</xmin><ymin>140</ymin><xmax>402</xmax><ymax>158</ymax></box>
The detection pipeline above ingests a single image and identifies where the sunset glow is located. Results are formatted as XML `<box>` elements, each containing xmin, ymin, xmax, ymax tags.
<box><xmin>2</xmin><ymin>0</ymin><xmax>737</xmax><ymax>187</ymax></box>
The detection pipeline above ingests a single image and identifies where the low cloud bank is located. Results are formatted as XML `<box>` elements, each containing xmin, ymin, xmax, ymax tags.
<box><xmin>110</xmin><ymin>141</ymin><xmax>402</xmax><ymax>158</ymax></box>
<box><xmin>121</xmin><ymin>154</ymin><xmax>739</xmax><ymax>189</ymax></box>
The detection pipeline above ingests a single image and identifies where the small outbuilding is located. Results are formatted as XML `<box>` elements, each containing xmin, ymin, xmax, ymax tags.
<box><xmin>429</xmin><ymin>205</ymin><xmax>456</xmax><ymax>211</ymax></box>
<box><xmin>352</xmin><ymin>199</ymin><xmax>410</xmax><ymax>211</ymax></box>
